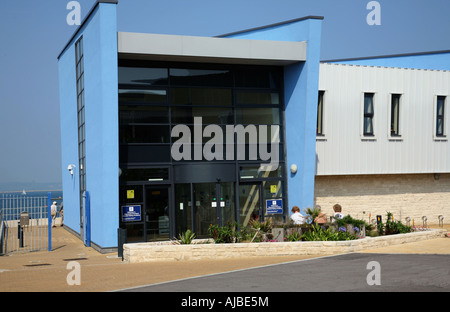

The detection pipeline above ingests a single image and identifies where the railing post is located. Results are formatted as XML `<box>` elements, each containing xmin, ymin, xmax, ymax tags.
<box><xmin>48</xmin><ymin>192</ymin><xmax>52</xmax><ymax>251</ymax></box>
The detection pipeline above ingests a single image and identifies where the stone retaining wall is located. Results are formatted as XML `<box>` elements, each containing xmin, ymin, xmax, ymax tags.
<box><xmin>123</xmin><ymin>229</ymin><xmax>447</xmax><ymax>263</ymax></box>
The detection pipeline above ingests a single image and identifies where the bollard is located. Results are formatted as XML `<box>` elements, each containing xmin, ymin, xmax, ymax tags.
<box><xmin>18</xmin><ymin>221</ymin><xmax>24</xmax><ymax>248</ymax></box>
<box><xmin>405</xmin><ymin>217</ymin><xmax>411</xmax><ymax>227</ymax></box>
<box><xmin>438</xmin><ymin>215</ymin><xmax>444</xmax><ymax>228</ymax></box>
<box><xmin>422</xmin><ymin>216</ymin><xmax>428</xmax><ymax>228</ymax></box>
<box><xmin>118</xmin><ymin>228</ymin><xmax>127</xmax><ymax>260</ymax></box>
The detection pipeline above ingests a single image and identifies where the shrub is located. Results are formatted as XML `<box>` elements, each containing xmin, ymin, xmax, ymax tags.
<box><xmin>285</xmin><ymin>232</ymin><xmax>302</xmax><ymax>242</ymax></box>
<box><xmin>335</xmin><ymin>215</ymin><xmax>371</xmax><ymax>231</ymax></box>
<box><xmin>208</xmin><ymin>222</ymin><xmax>250</xmax><ymax>243</ymax></box>
<box><xmin>249</xmin><ymin>218</ymin><xmax>273</xmax><ymax>233</ymax></box>
<box><xmin>385</xmin><ymin>211</ymin><xmax>413</xmax><ymax>235</ymax></box>
<box><xmin>301</xmin><ymin>224</ymin><xmax>357</xmax><ymax>241</ymax></box>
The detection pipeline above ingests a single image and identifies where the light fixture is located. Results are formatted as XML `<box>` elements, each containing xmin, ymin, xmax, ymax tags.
<box><xmin>67</xmin><ymin>164</ymin><xmax>76</xmax><ymax>175</ymax></box>
<box><xmin>290</xmin><ymin>164</ymin><xmax>298</xmax><ymax>174</ymax></box>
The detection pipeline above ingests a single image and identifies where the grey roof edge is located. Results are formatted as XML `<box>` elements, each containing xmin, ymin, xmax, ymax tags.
<box><xmin>57</xmin><ymin>0</ymin><xmax>118</xmax><ymax>60</ymax></box>
<box><xmin>216</xmin><ymin>16</ymin><xmax>325</xmax><ymax>38</ymax></box>
<box><xmin>322</xmin><ymin>49</ymin><xmax>450</xmax><ymax>63</ymax></box>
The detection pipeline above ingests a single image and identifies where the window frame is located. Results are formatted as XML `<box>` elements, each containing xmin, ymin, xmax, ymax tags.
<box><xmin>75</xmin><ymin>36</ymin><xmax>86</xmax><ymax>228</ymax></box>
<box><xmin>388</xmin><ymin>93</ymin><xmax>403</xmax><ymax>140</ymax></box>
<box><xmin>434</xmin><ymin>95</ymin><xmax>448</xmax><ymax>140</ymax></box>
<box><xmin>361</xmin><ymin>92</ymin><xmax>376</xmax><ymax>140</ymax></box>
<box><xmin>316</xmin><ymin>90</ymin><xmax>326</xmax><ymax>139</ymax></box>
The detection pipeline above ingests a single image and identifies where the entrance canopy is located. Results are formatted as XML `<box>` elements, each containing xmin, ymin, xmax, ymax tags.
<box><xmin>117</xmin><ymin>32</ymin><xmax>307</xmax><ymax>65</ymax></box>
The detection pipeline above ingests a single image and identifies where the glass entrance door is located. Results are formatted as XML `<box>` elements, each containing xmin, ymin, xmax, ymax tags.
<box><xmin>193</xmin><ymin>183</ymin><xmax>217</xmax><ymax>238</ymax></box>
<box><xmin>193</xmin><ymin>182</ymin><xmax>235</xmax><ymax>237</ymax></box>
<box><xmin>145</xmin><ymin>186</ymin><xmax>170</xmax><ymax>241</ymax></box>
<box><xmin>174</xmin><ymin>182</ymin><xmax>235</xmax><ymax>238</ymax></box>
<box><xmin>239</xmin><ymin>183</ymin><xmax>263</xmax><ymax>227</ymax></box>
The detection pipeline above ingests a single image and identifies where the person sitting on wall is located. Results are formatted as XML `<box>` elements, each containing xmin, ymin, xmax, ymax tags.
<box><xmin>333</xmin><ymin>204</ymin><xmax>344</xmax><ymax>220</ymax></box>
<box><xmin>290</xmin><ymin>206</ymin><xmax>305</xmax><ymax>225</ymax></box>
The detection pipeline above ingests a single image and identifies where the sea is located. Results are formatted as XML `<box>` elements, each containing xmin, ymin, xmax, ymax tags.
<box><xmin>0</xmin><ymin>190</ymin><xmax>63</xmax><ymax>221</ymax></box>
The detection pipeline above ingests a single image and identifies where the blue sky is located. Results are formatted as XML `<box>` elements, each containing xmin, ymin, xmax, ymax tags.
<box><xmin>0</xmin><ymin>0</ymin><xmax>449</xmax><ymax>187</ymax></box>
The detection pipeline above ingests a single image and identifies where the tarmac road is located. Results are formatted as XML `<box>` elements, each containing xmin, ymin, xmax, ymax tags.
<box><xmin>119</xmin><ymin>253</ymin><xmax>450</xmax><ymax>292</ymax></box>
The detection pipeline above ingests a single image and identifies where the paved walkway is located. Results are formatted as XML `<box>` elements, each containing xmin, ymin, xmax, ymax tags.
<box><xmin>1</xmin><ymin>225</ymin><xmax>449</xmax><ymax>292</ymax></box>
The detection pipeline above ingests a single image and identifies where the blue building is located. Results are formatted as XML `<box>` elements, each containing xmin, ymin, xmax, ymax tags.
<box><xmin>59</xmin><ymin>1</ymin><xmax>449</xmax><ymax>252</ymax></box>
<box><xmin>58</xmin><ymin>0</ymin><xmax>323</xmax><ymax>252</ymax></box>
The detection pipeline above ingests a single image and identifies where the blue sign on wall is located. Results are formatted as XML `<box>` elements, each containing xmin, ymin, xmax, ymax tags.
<box><xmin>266</xmin><ymin>199</ymin><xmax>283</xmax><ymax>214</ymax></box>
<box><xmin>121</xmin><ymin>205</ymin><xmax>141</xmax><ymax>222</ymax></box>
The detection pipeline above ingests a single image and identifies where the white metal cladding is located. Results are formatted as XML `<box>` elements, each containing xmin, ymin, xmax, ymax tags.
<box><xmin>316</xmin><ymin>63</ymin><xmax>450</xmax><ymax>176</ymax></box>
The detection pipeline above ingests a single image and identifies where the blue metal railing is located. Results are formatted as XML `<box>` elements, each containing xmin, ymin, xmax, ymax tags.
<box><xmin>0</xmin><ymin>192</ymin><xmax>62</xmax><ymax>254</ymax></box>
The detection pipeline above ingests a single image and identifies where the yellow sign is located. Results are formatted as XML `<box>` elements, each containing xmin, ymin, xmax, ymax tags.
<box><xmin>127</xmin><ymin>190</ymin><xmax>135</xmax><ymax>199</ymax></box>
<box><xmin>270</xmin><ymin>185</ymin><xmax>277</xmax><ymax>193</ymax></box>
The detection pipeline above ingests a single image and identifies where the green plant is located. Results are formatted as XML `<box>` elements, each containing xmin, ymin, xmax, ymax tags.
<box><xmin>377</xmin><ymin>221</ymin><xmax>385</xmax><ymax>235</ymax></box>
<box><xmin>285</xmin><ymin>232</ymin><xmax>302</xmax><ymax>242</ymax></box>
<box><xmin>384</xmin><ymin>211</ymin><xmax>412</xmax><ymax>235</ymax></box>
<box><xmin>208</xmin><ymin>224</ymin><xmax>233</xmax><ymax>243</ymax></box>
<box><xmin>177</xmin><ymin>229</ymin><xmax>196</xmax><ymax>244</ymax></box>
<box><xmin>249</xmin><ymin>218</ymin><xmax>272</xmax><ymax>233</ymax></box>
<box><xmin>301</xmin><ymin>224</ymin><xmax>357</xmax><ymax>241</ymax></box>
<box><xmin>336</xmin><ymin>214</ymin><xmax>368</xmax><ymax>229</ymax></box>
<box><xmin>208</xmin><ymin>222</ymin><xmax>250</xmax><ymax>243</ymax></box>
<box><xmin>334</xmin><ymin>214</ymin><xmax>372</xmax><ymax>235</ymax></box>
<box><xmin>304</xmin><ymin>207</ymin><xmax>322</xmax><ymax>223</ymax></box>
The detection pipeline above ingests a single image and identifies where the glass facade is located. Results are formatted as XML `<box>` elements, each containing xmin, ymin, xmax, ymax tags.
<box><xmin>119</xmin><ymin>61</ymin><xmax>286</xmax><ymax>241</ymax></box>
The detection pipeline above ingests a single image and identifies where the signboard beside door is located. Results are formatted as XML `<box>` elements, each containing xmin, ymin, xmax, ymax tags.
<box><xmin>266</xmin><ymin>199</ymin><xmax>283</xmax><ymax>215</ymax></box>
<box><xmin>121</xmin><ymin>205</ymin><xmax>142</xmax><ymax>222</ymax></box>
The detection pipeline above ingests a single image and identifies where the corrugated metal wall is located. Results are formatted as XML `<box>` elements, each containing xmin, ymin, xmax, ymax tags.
<box><xmin>316</xmin><ymin>63</ymin><xmax>450</xmax><ymax>175</ymax></box>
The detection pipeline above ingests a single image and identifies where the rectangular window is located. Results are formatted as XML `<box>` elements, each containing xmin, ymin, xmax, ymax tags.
<box><xmin>436</xmin><ymin>96</ymin><xmax>446</xmax><ymax>137</ymax></box>
<box><xmin>363</xmin><ymin>93</ymin><xmax>374</xmax><ymax>136</ymax></box>
<box><xmin>390</xmin><ymin>94</ymin><xmax>401</xmax><ymax>137</ymax></box>
<box><xmin>317</xmin><ymin>91</ymin><xmax>324</xmax><ymax>136</ymax></box>
<box><xmin>75</xmin><ymin>37</ymin><xmax>86</xmax><ymax>227</ymax></box>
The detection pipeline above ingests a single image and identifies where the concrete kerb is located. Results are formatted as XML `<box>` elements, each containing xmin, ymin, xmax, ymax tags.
<box><xmin>123</xmin><ymin>228</ymin><xmax>447</xmax><ymax>263</ymax></box>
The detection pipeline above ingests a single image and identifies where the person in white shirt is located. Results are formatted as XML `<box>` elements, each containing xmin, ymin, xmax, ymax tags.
<box><xmin>51</xmin><ymin>201</ymin><xmax>58</xmax><ymax>227</ymax></box>
<box><xmin>290</xmin><ymin>206</ymin><xmax>305</xmax><ymax>225</ymax></box>
<box><xmin>333</xmin><ymin>203</ymin><xmax>344</xmax><ymax>220</ymax></box>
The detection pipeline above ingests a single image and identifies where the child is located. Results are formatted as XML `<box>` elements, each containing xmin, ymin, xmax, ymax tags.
<box><xmin>333</xmin><ymin>204</ymin><xmax>344</xmax><ymax>220</ymax></box>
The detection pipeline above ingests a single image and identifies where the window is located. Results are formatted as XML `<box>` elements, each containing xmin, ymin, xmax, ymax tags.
<box><xmin>363</xmin><ymin>93</ymin><xmax>374</xmax><ymax>136</ymax></box>
<box><xmin>436</xmin><ymin>96</ymin><xmax>446</xmax><ymax>137</ymax></box>
<box><xmin>317</xmin><ymin>91</ymin><xmax>324</xmax><ymax>136</ymax></box>
<box><xmin>390</xmin><ymin>94</ymin><xmax>401</xmax><ymax>137</ymax></box>
<box><xmin>75</xmin><ymin>37</ymin><xmax>86</xmax><ymax>226</ymax></box>
<box><xmin>118</xmin><ymin>63</ymin><xmax>284</xmax><ymax>165</ymax></box>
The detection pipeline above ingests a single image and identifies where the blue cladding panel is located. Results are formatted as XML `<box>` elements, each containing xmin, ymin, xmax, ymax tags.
<box><xmin>59</xmin><ymin>2</ymin><xmax>118</xmax><ymax>248</ymax></box>
<box><xmin>58</xmin><ymin>37</ymin><xmax>81</xmax><ymax>234</ymax></box>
